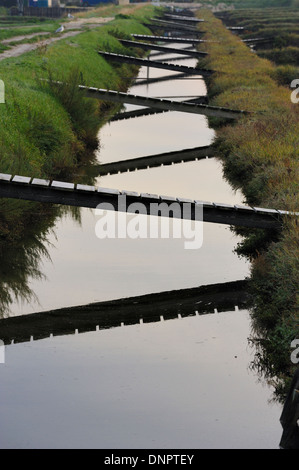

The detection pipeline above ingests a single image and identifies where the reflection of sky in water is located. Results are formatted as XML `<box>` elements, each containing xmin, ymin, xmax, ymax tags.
<box><xmin>14</xmin><ymin>210</ymin><xmax>248</xmax><ymax>312</ymax></box>
<box><xmin>97</xmin><ymin>111</ymin><xmax>212</xmax><ymax>163</ymax></box>
<box><xmin>0</xmin><ymin>45</ymin><xmax>282</xmax><ymax>450</ymax></box>
<box><xmin>0</xmin><ymin>311</ymin><xmax>282</xmax><ymax>449</ymax></box>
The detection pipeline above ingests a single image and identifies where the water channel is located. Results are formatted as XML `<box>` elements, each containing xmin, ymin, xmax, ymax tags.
<box><xmin>0</xmin><ymin>45</ymin><xmax>283</xmax><ymax>449</ymax></box>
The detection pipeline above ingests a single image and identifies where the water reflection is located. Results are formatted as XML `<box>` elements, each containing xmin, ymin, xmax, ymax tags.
<box><xmin>0</xmin><ymin>204</ymin><xmax>85</xmax><ymax>318</ymax></box>
<box><xmin>0</xmin><ymin>307</ymin><xmax>282</xmax><ymax>449</ymax></box>
<box><xmin>0</xmin><ymin>42</ymin><xmax>288</xmax><ymax>448</ymax></box>
<box><xmin>0</xmin><ymin>205</ymin><xmax>57</xmax><ymax>318</ymax></box>
<box><xmin>0</xmin><ymin>235</ymin><xmax>46</xmax><ymax>318</ymax></box>
<box><xmin>0</xmin><ymin>279</ymin><xmax>251</xmax><ymax>345</ymax></box>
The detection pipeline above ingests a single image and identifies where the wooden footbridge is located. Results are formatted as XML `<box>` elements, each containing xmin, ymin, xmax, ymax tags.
<box><xmin>146</xmin><ymin>18</ymin><xmax>203</xmax><ymax>34</ymax></box>
<box><xmin>130</xmin><ymin>72</ymin><xmax>205</xmax><ymax>87</ymax></box>
<box><xmin>0</xmin><ymin>172</ymin><xmax>294</xmax><ymax>230</ymax></box>
<box><xmin>110</xmin><ymin>97</ymin><xmax>208</xmax><ymax>122</ymax></box>
<box><xmin>155</xmin><ymin>55</ymin><xmax>198</xmax><ymax>62</ymax></box>
<box><xmin>149</xmin><ymin>17</ymin><xmax>201</xmax><ymax>28</ymax></box>
<box><xmin>119</xmin><ymin>39</ymin><xmax>208</xmax><ymax>58</ymax></box>
<box><xmin>131</xmin><ymin>34</ymin><xmax>206</xmax><ymax>45</ymax></box>
<box><xmin>46</xmin><ymin>78</ymin><xmax>241</xmax><ymax>120</ymax></box>
<box><xmin>243</xmin><ymin>37</ymin><xmax>274</xmax><ymax>44</ymax></box>
<box><xmin>150</xmin><ymin>44</ymin><xmax>197</xmax><ymax>56</ymax></box>
<box><xmin>98</xmin><ymin>51</ymin><xmax>214</xmax><ymax>77</ymax></box>
<box><xmin>162</xmin><ymin>14</ymin><xmax>205</xmax><ymax>24</ymax></box>
<box><xmin>0</xmin><ymin>280</ymin><xmax>251</xmax><ymax>345</ymax></box>
<box><xmin>77</xmin><ymin>84</ymin><xmax>246</xmax><ymax>120</ymax></box>
<box><xmin>143</xmin><ymin>25</ymin><xmax>201</xmax><ymax>38</ymax></box>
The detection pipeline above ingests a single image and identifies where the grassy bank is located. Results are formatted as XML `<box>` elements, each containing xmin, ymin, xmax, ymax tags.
<box><xmin>194</xmin><ymin>0</ymin><xmax>299</xmax><ymax>9</ymax></box>
<box><xmin>0</xmin><ymin>4</ymin><xmax>157</xmax><ymax>242</ymax></box>
<box><xmin>197</xmin><ymin>10</ymin><xmax>299</xmax><ymax>399</ymax></box>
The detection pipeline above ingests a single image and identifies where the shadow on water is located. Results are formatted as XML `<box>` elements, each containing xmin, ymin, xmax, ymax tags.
<box><xmin>0</xmin><ymin>279</ymin><xmax>252</xmax><ymax>344</ymax></box>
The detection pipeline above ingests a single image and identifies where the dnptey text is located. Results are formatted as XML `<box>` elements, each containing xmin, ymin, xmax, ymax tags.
<box><xmin>104</xmin><ymin>454</ymin><xmax>195</xmax><ymax>467</ymax></box>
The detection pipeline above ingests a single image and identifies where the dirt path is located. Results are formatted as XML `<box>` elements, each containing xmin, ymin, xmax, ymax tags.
<box><xmin>2</xmin><ymin>31</ymin><xmax>50</xmax><ymax>44</ymax></box>
<box><xmin>64</xmin><ymin>16</ymin><xmax>114</xmax><ymax>29</ymax></box>
<box><xmin>0</xmin><ymin>16</ymin><xmax>114</xmax><ymax>62</ymax></box>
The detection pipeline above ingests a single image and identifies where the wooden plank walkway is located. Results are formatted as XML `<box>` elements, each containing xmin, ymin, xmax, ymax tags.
<box><xmin>79</xmin><ymin>85</ymin><xmax>247</xmax><ymax>120</ymax></box>
<box><xmin>149</xmin><ymin>44</ymin><xmax>196</xmax><ymax>57</ymax></box>
<box><xmin>243</xmin><ymin>37</ymin><xmax>273</xmax><ymax>44</ymax></box>
<box><xmin>98</xmin><ymin>51</ymin><xmax>214</xmax><ymax>77</ymax></box>
<box><xmin>163</xmin><ymin>14</ymin><xmax>205</xmax><ymax>23</ymax></box>
<box><xmin>143</xmin><ymin>26</ymin><xmax>201</xmax><ymax>38</ymax></box>
<box><xmin>148</xmin><ymin>18</ymin><xmax>202</xmax><ymax>33</ymax></box>
<box><xmin>94</xmin><ymin>145</ymin><xmax>215</xmax><ymax>175</ymax></box>
<box><xmin>119</xmin><ymin>39</ymin><xmax>208</xmax><ymax>58</ymax></box>
<box><xmin>131</xmin><ymin>34</ymin><xmax>206</xmax><ymax>44</ymax></box>
<box><xmin>45</xmin><ymin>81</ymin><xmax>245</xmax><ymax>119</ymax></box>
<box><xmin>0</xmin><ymin>173</ymin><xmax>293</xmax><ymax>230</ymax></box>
<box><xmin>155</xmin><ymin>55</ymin><xmax>197</xmax><ymax>62</ymax></box>
<box><xmin>0</xmin><ymin>280</ymin><xmax>250</xmax><ymax>345</ymax></box>
<box><xmin>110</xmin><ymin>97</ymin><xmax>208</xmax><ymax>122</ymax></box>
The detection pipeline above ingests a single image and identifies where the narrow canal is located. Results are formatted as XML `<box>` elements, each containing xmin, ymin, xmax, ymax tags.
<box><xmin>0</xmin><ymin>44</ymin><xmax>283</xmax><ymax>449</ymax></box>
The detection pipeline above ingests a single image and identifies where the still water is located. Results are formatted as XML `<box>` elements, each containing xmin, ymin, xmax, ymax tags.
<box><xmin>0</xmin><ymin>47</ymin><xmax>282</xmax><ymax>448</ymax></box>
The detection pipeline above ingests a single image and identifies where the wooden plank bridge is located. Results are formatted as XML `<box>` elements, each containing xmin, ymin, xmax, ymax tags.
<box><xmin>144</xmin><ymin>24</ymin><xmax>201</xmax><ymax>37</ymax></box>
<box><xmin>110</xmin><ymin>97</ymin><xmax>208</xmax><ymax>122</ymax></box>
<box><xmin>162</xmin><ymin>14</ymin><xmax>205</xmax><ymax>23</ymax></box>
<box><xmin>227</xmin><ymin>26</ymin><xmax>244</xmax><ymax>31</ymax></box>
<box><xmin>119</xmin><ymin>39</ymin><xmax>208</xmax><ymax>58</ymax></box>
<box><xmin>130</xmin><ymin>72</ymin><xmax>205</xmax><ymax>87</ymax></box>
<box><xmin>77</xmin><ymin>85</ymin><xmax>246</xmax><ymax>120</ymax></box>
<box><xmin>147</xmin><ymin>18</ymin><xmax>202</xmax><ymax>34</ymax></box>
<box><xmin>131</xmin><ymin>34</ymin><xmax>206</xmax><ymax>44</ymax></box>
<box><xmin>149</xmin><ymin>44</ymin><xmax>197</xmax><ymax>57</ymax></box>
<box><xmin>243</xmin><ymin>37</ymin><xmax>273</xmax><ymax>44</ymax></box>
<box><xmin>0</xmin><ymin>280</ymin><xmax>250</xmax><ymax>345</ymax></box>
<box><xmin>155</xmin><ymin>55</ymin><xmax>198</xmax><ymax>62</ymax></box>
<box><xmin>98</xmin><ymin>51</ymin><xmax>214</xmax><ymax>77</ymax></box>
<box><xmin>0</xmin><ymin>173</ymin><xmax>294</xmax><ymax>230</ymax></box>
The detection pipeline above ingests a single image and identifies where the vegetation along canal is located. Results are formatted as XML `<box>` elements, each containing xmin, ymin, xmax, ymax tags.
<box><xmin>0</xmin><ymin>3</ymin><xmax>297</xmax><ymax>450</ymax></box>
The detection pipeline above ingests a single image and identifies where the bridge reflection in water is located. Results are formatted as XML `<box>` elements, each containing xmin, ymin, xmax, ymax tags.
<box><xmin>0</xmin><ymin>280</ymin><xmax>251</xmax><ymax>345</ymax></box>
